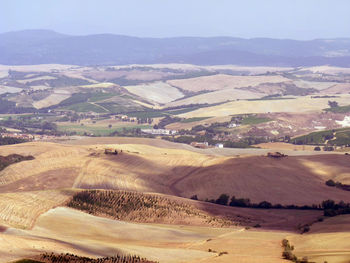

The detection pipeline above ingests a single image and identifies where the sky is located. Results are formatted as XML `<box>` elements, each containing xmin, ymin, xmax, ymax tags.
<box><xmin>1</xmin><ymin>0</ymin><xmax>350</xmax><ymax>40</ymax></box>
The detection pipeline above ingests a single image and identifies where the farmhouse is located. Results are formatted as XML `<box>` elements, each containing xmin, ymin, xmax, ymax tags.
<box><xmin>141</xmin><ymin>129</ymin><xmax>177</xmax><ymax>135</ymax></box>
<box><xmin>227</xmin><ymin>123</ymin><xmax>240</xmax><ymax>128</ymax></box>
<box><xmin>116</xmin><ymin>115</ymin><xmax>138</xmax><ymax>122</ymax></box>
<box><xmin>0</xmin><ymin>132</ymin><xmax>34</xmax><ymax>140</ymax></box>
<box><xmin>215</xmin><ymin>143</ymin><xmax>224</xmax><ymax>148</ymax></box>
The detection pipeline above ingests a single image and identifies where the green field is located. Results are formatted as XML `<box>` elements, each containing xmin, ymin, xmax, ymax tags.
<box><xmin>180</xmin><ymin>117</ymin><xmax>211</xmax><ymax>123</ymax></box>
<box><xmin>292</xmin><ymin>127</ymin><xmax>350</xmax><ymax>146</ymax></box>
<box><xmin>62</xmin><ymin>102</ymin><xmax>108</xmax><ymax>113</ymax></box>
<box><xmin>88</xmin><ymin>92</ymin><xmax>116</xmax><ymax>102</ymax></box>
<box><xmin>57</xmin><ymin>124</ymin><xmax>152</xmax><ymax>136</ymax></box>
<box><xmin>241</xmin><ymin>116</ymin><xmax>272</xmax><ymax>125</ymax></box>
<box><xmin>325</xmin><ymin>105</ymin><xmax>350</xmax><ymax>113</ymax></box>
<box><xmin>293</xmin><ymin>130</ymin><xmax>334</xmax><ymax>145</ymax></box>
<box><xmin>328</xmin><ymin>128</ymin><xmax>350</xmax><ymax>146</ymax></box>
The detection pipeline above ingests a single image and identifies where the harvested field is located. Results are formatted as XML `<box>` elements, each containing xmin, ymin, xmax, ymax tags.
<box><xmin>256</xmin><ymin>142</ymin><xmax>317</xmax><ymax>152</ymax></box>
<box><xmin>165</xmin><ymin>88</ymin><xmax>264</xmax><ymax>107</ymax></box>
<box><xmin>124</xmin><ymin>82</ymin><xmax>184</xmax><ymax>104</ymax></box>
<box><xmin>79</xmin><ymin>82</ymin><xmax>116</xmax><ymax>89</ymax></box>
<box><xmin>302</xmin><ymin>66</ymin><xmax>350</xmax><ymax>75</ymax></box>
<box><xmin>2</xmin><ymin>142</ymin><xmax>350</xmax><ymax>206</ymax></box>
<box><xmin>288</xmin><ymin>215</ymin><xmax>350</xmax><ymax>263</ymax></box>
<box><xmin>293</xmin><ymin>79</ymin><xmax>337</xmax><ymax>91</ymax></box>
<box><xmin>30</xmin><ymin>207</ymin><xmax>215</xmax><ymax>263</ymax></box>
<box><xmin>166</xmin><ymin>116</ymin><xmax>232</xmax><ymax>130</ymax></box>
<box><xmin>0</xmin><ymin>85</ymin><xmax>22</xmax><ymax>94</ymax></box>
<box><xmin>0</xmin><ymin>141</ymin><xmax>349</xmax><ymax>263</ymax></box>
<box><xmin>320</xmin><ymin>83</ymin><xmax>350</xmax><ymax>94</ymax></box>
<box><xmin>0</xmin><ymin>190</ymin><xmax>74</xmax><ymax>228</ymax></box>
<box><xmin>17</xmin><ymin>76</ymin><xmax>57</xmax><ymax>85</ymax></box>
<box><xmin>180</xmin><ymin>95</ymin><xmax>350</xmax><ymax>117</ymax></box>
<box><xmin>33</xmin><ymin>92</ymin><xmax>71</xmax><ymax>109</ymax></box>
<box><xmin>167</xmin><ymin>74</ymin><xmax>290</xmax><ymax>93</ymax></box>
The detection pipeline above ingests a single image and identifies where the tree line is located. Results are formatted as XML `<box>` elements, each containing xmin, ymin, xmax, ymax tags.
<box><xmin>192</xmin><ymin>193</ymin><xmax>350</xmax><ymax>217</ymax></box>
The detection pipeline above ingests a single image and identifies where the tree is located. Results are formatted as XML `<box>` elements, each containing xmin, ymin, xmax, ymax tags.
<box><xmin>322</xmin><ymin>199</ymin><xmax>335</xmax><ymax>210</ymax></box>
<box><xmin>215</xmin><ymin>194</ymin><xmax>229</xmax><ymax>205</ymax></box>
<box><xmin>257</xmin><ymin>201</ymin><xmax>272</xmax><ymax>209</ymax></box>
<box><xmin>314</xmin><ymin>146</ymin><xmax>321</xmax><ymax>151</ymax></box>
<box><xmin>229</xmin><ymin>196</ymin><xmax>251</xmax><ymax>207</ymax></box>
<box><xmin>323</xmin><ymin>146</ymin><xmax>334</xmax><ymax>151</ymax></box>
<box><xmin>325</xmin><ymin>179</ymin><xmax>336</xmax><ymax>187</ymax></box>
<box><xmin>328</xmin><ymin>100</ymin><xmax>339</xmax><ymax>108</ymax></box>
<box><xmin>190</xmin><ymin>195</ymin><xmax>198</xmax><ymax>200</ymax></box>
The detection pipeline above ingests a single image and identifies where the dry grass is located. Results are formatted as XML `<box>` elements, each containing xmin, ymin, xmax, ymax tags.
<box><xmin>288</xmin><ymin>215</ymin><xmax>350</xmax><ymax>263</ymax></box>
<box><xmin>0</xmin><ymin>141</ymin><xmax>348</xmax><ymax>262</ymax></box>
<box><xmin>165</xmin><ymin>88</ymin><xmax>264</xmax><ymax>107</ymax></box>
<box><xmin>0</xmin><ymin>85</ymin><xmax>22</xmax><ymax>94</ymax></box>
<box><xmin>180</xmin><ymin>95</ymin><xmax>350</xmax><ymax>117</ymax></box>
<box><xmin>79</xmin><ymin>82</ymin><xmax>116</xmax><ymax>89</ymax></box>
<box><xmin>33</xmin><ymin>92</ymin><xmax>71</xmax><ymax>109</ymax></box>
<box><xmin>0</xmin><ymin>190</ymin><xmax>74</xmax><ymax>228</ymax></box>
<box><xmin>167</xmin><ymin>74</ymin><xmax>290</xmax><ymax>93</ymax></box>
<box><xmin>1</xmin><ymin>142</ymin><xmax>350</xmax><ymax>206</ymax></box>
<box><xmin>124</xmin><ymin>82</ymin><xmax>184</xmax><ymax>104</ymax></box>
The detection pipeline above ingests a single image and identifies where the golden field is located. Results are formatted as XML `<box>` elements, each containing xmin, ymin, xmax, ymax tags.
<box><xmin>0</xmin><ymin>139</ymin><xmax>349</xmax><ymax>262</ymax></box>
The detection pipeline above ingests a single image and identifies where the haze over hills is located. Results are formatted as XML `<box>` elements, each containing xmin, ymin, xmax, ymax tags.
<box><xmin>1</xmin><ymin>30</ymin><xmax>350</xmax><ymax>66</ymax></box>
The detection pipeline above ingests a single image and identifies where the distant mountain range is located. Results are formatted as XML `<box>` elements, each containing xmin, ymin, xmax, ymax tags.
<box><xmin>1</xmin><ymin>29</ymin><xmax>350</xmax><ymax>66</ymax></box>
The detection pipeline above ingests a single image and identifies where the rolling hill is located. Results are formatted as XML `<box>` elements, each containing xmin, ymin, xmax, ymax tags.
<box><xmin>0</xmin><ymin>139</ymin><xmax>349</xmax><ymax>262</ymax></box>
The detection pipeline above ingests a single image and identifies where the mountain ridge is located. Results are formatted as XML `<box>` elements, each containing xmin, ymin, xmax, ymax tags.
<box><xmin>1</xmin><ymin>29</ymin><xmax>350</xmax><ymax>66</ymax></box>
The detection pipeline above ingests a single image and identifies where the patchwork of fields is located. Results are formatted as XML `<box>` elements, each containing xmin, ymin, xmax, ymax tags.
<box><xmin>1</xmin><ymin>64</ymin><xmax>350</xmax><ymax>263</ymax></box>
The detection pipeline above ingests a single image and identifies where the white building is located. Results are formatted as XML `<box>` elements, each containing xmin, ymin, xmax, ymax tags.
<box><xmin>227</xmin><ymin>123</ymin><xmax>240</xmax><ymax>128</ymax></box>
<box><xmin>215</xmin><ymin>143</ymin><xmax>224</xmax><ymax>148</ymax></box>
<box><xmin>141</xmin><ymin>129</ymin><xmax>177</xmax><ymax>135</ymax></box>
<box><xmin>336</xmin><ymin>116</ymin><xmax>350</xmax><ymax>127</ymax></box>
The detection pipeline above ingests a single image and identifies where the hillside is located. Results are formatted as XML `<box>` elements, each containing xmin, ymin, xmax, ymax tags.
<box><xmin>0</xmin><ymin>140</ymin><xmax>349</xmax><ymax>262</ymax></box>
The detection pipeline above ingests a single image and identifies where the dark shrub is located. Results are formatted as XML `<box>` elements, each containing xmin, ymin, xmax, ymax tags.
<box><xmin>257</xmin><ymin>201</ymin><xmax>272</xmax><ymax>209</ymax></box>
<box><xmin>216</xmin><ymin>194</ymin><xmax>229</xmax><ymax>205</ymax></box>
<box><xmin>190</xmin><ymin>195</ymin><xmax>198</xmax><ymax>200</ymax></box>
<box><xmin>325</xmin><ymin>179</ymin><xmax>336</xmax><ymax>187</ymax></box>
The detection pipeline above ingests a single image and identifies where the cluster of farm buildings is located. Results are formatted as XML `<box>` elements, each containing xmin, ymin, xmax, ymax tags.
<box><xmin>0</xmin><ymin>132</ymin><xmax>61</xmax><ymax>141</ymax></box>
<box><xmin>141</xmin><ymin>129</ymin><xmax>177</xmax><ymax>135</ymax></box>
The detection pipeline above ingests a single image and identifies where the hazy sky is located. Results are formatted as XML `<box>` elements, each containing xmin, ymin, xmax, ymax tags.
<box><xmin>2</xmin><ymin>0</ymin><xmax>350</xmax><ymax>39</ymax></box>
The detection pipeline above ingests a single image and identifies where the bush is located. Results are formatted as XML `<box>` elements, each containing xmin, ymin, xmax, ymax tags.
<box><xmin>323</xmin><ymin>146</ymin><xmax>334</xmax><ymax>151</ymax></box>
<box><xmin>314</xmin><ymin>146</ymin><xmax>321</xmax><ymax>151</ymax></box>
<box><xmin>322</xmin><ymin>199</ymin><xmax>335</xmax><ymax>210</ymax></box>
<box><xmin>190</xmin><ymin>195</ymin><xmax>198</xmax><ymax>200</ymax></box>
